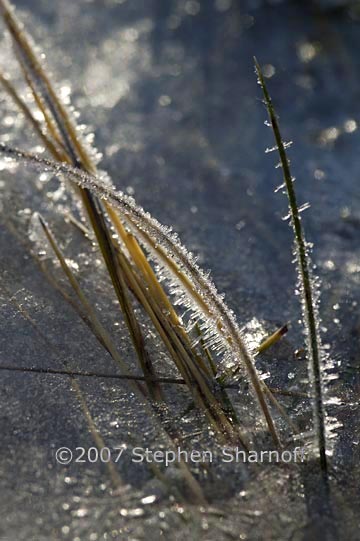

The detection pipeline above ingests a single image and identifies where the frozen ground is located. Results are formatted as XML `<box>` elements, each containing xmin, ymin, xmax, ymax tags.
<box><xmin>0</xmin><ymin>0</ymin><xmax>359</xmax><ymax>539</ymax></box>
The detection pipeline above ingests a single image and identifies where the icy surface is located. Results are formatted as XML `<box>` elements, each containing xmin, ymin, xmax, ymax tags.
<box><xmin>0</xmin><ymin>0</ymin><xmax>359</xmax><ymax>540</ymax></box>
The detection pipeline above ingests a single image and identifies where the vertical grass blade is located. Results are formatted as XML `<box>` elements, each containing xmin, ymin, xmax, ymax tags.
<box><xmin>254</xmin><ymin>59</ymin><xmax>328</xmax><ymax>478</ymax></box>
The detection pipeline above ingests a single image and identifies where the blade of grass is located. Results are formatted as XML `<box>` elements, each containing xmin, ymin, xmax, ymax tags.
<box><xmin>0</xmin><ymin>359</ymin><xmax>309</xmax><ymax>399</ymax></box>
<box><xmin>82</xmin><ymin>196</ymin><xmax>163</xmax><ymax>401</ymax></box>
<box><xmin>0</xmin><ymin>71</ymin><xmax>65</xmax><ymax>160</ymax></box>
<box><xmin>258</xmin><ymin>324</ymin><xmax>288</xmax><ymax>354</ymax></box>
<box><xmin>37</xmin><ymin>213</ymin><xmax>150</xmax><ymax>395</ymax></box>
<box><xmin>71</xmin><ymin>378</ymin><xmax>124</xmax><ymax>490</ymax></box>
<box><xmin>110</xmin><ymin>212</ymin><xmax>213</xmax><ymax>377</ymax></box>
<box><xmin>194</xmin><ymin>323</ymin><xmax>217</xmax><ymax>376</ymax></box>
<box><xmin>0</xmin><ymin>0</ymin><xmax>92</xmax><ymax>169</ymax></box>
<box><xmin>114</xmin><ymin>246</ymin><xmax>247</xmax><ymax>445</ymax></box>
<box><xmin>226</xmin><ymin>324</ymin><xmax>289</xmax><ymax>379</ymax></box>
<box><xmin>255</xmin><ymin>59</ymin><xmax>328</xmax><ymax>478</ymax></box>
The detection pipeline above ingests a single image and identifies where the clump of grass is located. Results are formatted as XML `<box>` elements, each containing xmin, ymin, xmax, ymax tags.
<box><xmin>0</xmin><ymin>0</ymin><xmax>298</xmax><ymax>458</ymax></box>
<box><xmin>254</xmin><ymin>60</ymin><xmax>329</xmax><ymax>481</ymax></box>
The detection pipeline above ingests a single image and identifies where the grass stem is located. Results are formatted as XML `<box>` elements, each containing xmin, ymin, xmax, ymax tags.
<box><xmin>255</xmin><ymin>59</ymin><xmax>328</xmax><ymax>477</ymax></box>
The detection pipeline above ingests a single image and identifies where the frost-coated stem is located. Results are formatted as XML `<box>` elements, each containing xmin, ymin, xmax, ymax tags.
<box><xmin>255</xmin><ymin>59</ymin><xmax>328</xmax><ymax>477</ymax></box>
